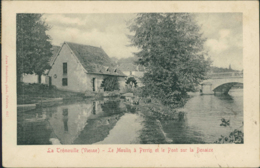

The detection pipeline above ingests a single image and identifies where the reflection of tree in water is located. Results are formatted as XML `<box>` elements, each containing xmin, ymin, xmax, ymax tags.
<box><xmin>17</xmin><ymin>107</ymin><xmax>55</xmax><ymax>145</ymax></box>
<box><xmin>141</xmin><ymin>112</ymin><xmax>205</xmax><ymax>144</ymax></box>
<box><xmin>92</xmin><ymin>102</ymin><xmax>96</xmax><ymax>115</ymax></box>
<box><xmin>17</xmin><ymin>120</ymin><xmax>52</xmax><ymax>145</ymax></box>
<box><xmin>178</xmin><ymin>112</ymin><xmax>186</xmax><ymax>122</ymax></box>
<box><xmin>125</xmin><ymin>104</ymin><xmax>137</xmax><ymax>113</ymax></box>
<box><xmin>100</xmin><ymin>100</ymin><xmax>123</xmax><ymax>116</ymax></box>
<box><xmin>160</xmin><ymin>116</ymin><xmax>205</xmax><ymax>144</ymax></box>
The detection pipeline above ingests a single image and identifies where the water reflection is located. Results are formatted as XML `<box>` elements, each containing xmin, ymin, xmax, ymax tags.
<box><xmin>17</xmin><ymin>98</ymin><xmax>143</xmax><ymax>145</ymax></box>
<box><xmin>161</xmin><ymin>112</ymin><xmax>205</xmax><ymax>144</ymax></box>
<box><xmin>161</xmin><ymin>88</ymin><xmax>243</xmax><ymax>144</ymax></box>
<box><xmin>95</xmin><ymin>113</ymin><xmax>143</xmax><ymax>144</ymax></box>
<box><xmin>92</xmin><ymin>102</ymin><xmax>96</xmax><ymax>115</ymax></box>
<box><xmin>17</xmin><ymin>89</ymin><xmax>243</xmax><ymax>145</ymax></box>
<box><xmin>178</xmin><ymin>112</ymin><xmax>186</xmax><ymax>122</ymax></box>
<box><xmin>62</xmin><ymin>109</ymin><xmax>69</xmax><ymax>132</ymax></box>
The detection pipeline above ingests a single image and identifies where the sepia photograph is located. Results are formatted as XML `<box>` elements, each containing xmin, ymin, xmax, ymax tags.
<box><xmin>2</xmin><ymin>1</ymin><xmax>259</xmax><ymax>167</ymax></box>
<box><xmin>17</xmin><ymin>13</ymin><xmax>243</xmax><ymax>145</ymax></box>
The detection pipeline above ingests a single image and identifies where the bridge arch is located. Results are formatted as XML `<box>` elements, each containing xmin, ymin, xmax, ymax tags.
<box><xmin>200</xmin><ymin>74</ymin><xmax>243</xmax><ymax>95</ymax></box>
<box><xmin>213</xmin><ymin>82</ymin><xmax>243</xmax><ymax>94</ymax></box>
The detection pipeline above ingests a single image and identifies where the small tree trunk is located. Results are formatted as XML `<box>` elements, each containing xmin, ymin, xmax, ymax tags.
<box><xmin>17</xmin><ymin>73</ymin><xmax>22</xmax><ymax>83</ymax></box>
<box><xmin>17</xmin><ymin>73</ymin><xmax>23</xmax><ymax>94</ymax></box>
<box><xmin>38</xmin><ymin>74</ymin><xmax>41</xmax><ymax>83</ymax></box>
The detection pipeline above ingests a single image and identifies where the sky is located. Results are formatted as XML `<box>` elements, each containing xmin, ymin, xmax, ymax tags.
<box><xmin>44</xmin><ymin>13</ymin><xmax>243</xmax><ymax>70</ymax></box>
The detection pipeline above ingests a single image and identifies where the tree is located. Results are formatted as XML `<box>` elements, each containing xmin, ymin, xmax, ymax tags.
<box><xmin>128</xmin><ymin>13</ymin><xmax>211</xmax><ymax>105</ymax></box>
<box><xmin>101</xmin><ymin>77</ymin><xmax>120</xmax><ymax>91</ymax></box>
<box><xmin>17</xmin><ymin>14</ymin><xmax>52</xmax><ymax>84</ymax></box>
<box><xmin>126</xmin><ymin>77</ymin><xmax>138</xmax><ymax>88</ymax></box>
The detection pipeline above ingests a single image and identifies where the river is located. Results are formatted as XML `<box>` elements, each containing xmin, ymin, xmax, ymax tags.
<box><xmin>17</xmin><ymin>88</ymin><xmax>243</xmax><ymax>145</ymax></box>
<box><xmin>160</xmin><ymin>88</ymin><xmax>243</xmax><ymax>144</ymax></box>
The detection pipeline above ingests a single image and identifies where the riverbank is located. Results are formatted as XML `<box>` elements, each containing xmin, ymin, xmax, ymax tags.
<box><xmin>126</xmin><ymin>95</ymin><xmax>191</xmax><ymax>144</ymax></box>
<box><xmin>17</xmin><ymin>83</ymin><xmax>126</xmax><ymax>105</ymax></box>
<box><xmin>17</xmin><ymin>83</ymin><xmax>85</xmax><ymax>104</ymax></box>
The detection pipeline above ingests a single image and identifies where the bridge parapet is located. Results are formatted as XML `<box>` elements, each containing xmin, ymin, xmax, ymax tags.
<box><xmin>201</xmin><ymin>74</ymin><xmax>243</xmax><ymax>95</ymax></box>
<box><xmin>206</xmin><ymin>72</ymin><xmax>243</xmax><ymax>79</ymax></box>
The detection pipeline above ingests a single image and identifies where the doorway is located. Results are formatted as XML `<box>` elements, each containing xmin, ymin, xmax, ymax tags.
<box><xmin>49</xmin><ymin>76</ymin><xmax>52</xmax><ymax>86</ymax></box>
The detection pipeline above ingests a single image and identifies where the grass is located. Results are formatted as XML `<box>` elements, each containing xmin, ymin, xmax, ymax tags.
<box><xmin>17</xmin><ymin>83</ymin><xmax>85</xmax><ymax>104</ymax></box>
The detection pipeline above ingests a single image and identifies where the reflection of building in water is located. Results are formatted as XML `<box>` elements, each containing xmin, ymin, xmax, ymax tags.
<box><xmin>48</xmin><ymin>102</ymin><xmax>94</xmax><ymax>144</ymax></box>
<box><xmin>62</xmin><ymin>108</ymin><xmax>69</xmax><ymax>132</ymax></box>
<box><xmin>18</xmin><ymin>100</ymin><xmax>125</xmax><ymax>145</ymax></box>
<box><xmin>47</xmin><ymin>100</ymin><xmax>107</xmax><ymax>144</ymax></box>
<box><xmin>72</xmin><ymin>100</ymin><xmax>126</xmax><ymax>144</ymax></box>
<box><xmin>73</xmin><ymin>113</ymin><xmax>124</xmax><ymax>144</ymax></box>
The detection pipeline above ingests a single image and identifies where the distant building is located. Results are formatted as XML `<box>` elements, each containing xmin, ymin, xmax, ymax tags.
<box><xmin>21</xmin><ymin>45</ymin><xmax>61</xmax><ymax>84</ymax></box>
<box><xmin>47</xmin><ymin>42</ymin><xmax>126</xmax><ymax>93</ymax></box>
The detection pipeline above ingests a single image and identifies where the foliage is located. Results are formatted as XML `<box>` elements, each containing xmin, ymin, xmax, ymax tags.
<box><xmin>126</xmin><ymin>77</ymin><xmax>138</xmax><ymax>88</ymax></box>
<box><xmin>100</xmin><ymin>77</ymin><xmax>120</xmax><ymax>91</ymax></box>
<box><xmin>128</xmin><ymin>13</ymin><xmax>211</xmax><ymax>105</ymax></box>
<box><xmin>132</xmin><ymin>87</ymin><xmax>145</xmax><ymax>97</ymax></box>
<box><xmin>214</xmin><ymin>129</ymin><xmax>244</xmax><ymax>144</ymax></box>
<box><xmin>100</xmin><ymin>100</ymin><xmax>122</xmax><ymax>115</ymax></box>
<box><xmin>215</xmin><ymin>118</ymin><xmax>243</xmax><ymax>144</ymax></box>
<box><xmin>220</xmin><ymin>118</ymin><xmax>230</xmax><ymax>127</ymax></box>
<box><xmin>17</xmin><ymin>14</ymin><xmax>53</xmax><ymax>84</ymax></box>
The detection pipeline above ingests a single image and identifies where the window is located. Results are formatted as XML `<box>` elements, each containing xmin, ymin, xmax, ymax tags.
<box><xmin>63</xmin><ymin>63</ymin><xmax>67</xmax><ymax>74</ymax></box>
<box><xmin>62</xmin><ymin>78</ymin><xmax>68</xmax><ymax>86</ymax></box>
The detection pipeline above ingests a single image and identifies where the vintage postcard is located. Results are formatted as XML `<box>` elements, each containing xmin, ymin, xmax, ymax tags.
<box><xmin>2</xmin><ymin>1</ymin><xmax>259</xmax><ymax>167</ymax></box>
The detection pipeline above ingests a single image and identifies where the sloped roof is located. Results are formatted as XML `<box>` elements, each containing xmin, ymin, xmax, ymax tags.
<box><xmin>49</xmin><ymin>45</ymin><xmax>61</xmax><ymax>65</ymax></box>
<box><xmin>66</xmin><ymin>42</ymin><xmax>126</xmax><ymax>77</ymax></box>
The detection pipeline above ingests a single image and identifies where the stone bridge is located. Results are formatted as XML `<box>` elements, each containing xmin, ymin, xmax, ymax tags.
<box><xmin>200</xmin><ymin>72</ymin><xmax>243</xmax><ymax>95</ymax></box>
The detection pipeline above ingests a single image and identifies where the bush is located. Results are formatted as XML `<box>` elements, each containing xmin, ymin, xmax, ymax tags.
<box><xmin>133</xmin><ymin>86</ymin><xmax>148</xmax><ymax>97</ymax></box>
<box><xmin>214</xmin><ymin>129</ymin><xmax>244</xmax><ymax>144</ymax></box>
<box><xmin>126</xmin><ymin>77</ymin><xmax>138</xmax><ymax>88</ymax></box>
<box><xmin>101</xmin><ymin>77</ymin><xmax>120</xmax><ymax>91</ymax></box>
